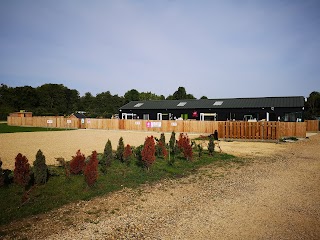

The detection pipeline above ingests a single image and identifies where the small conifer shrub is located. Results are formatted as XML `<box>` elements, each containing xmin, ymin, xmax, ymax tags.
<box><xmin>116</xmin><ymin>137</ymin><xmax>125</xmax><ymax>162</ymax></box>
<box><xmin>123</xmin><ymin>144</ymin><xmax>133</xmax><ymax>166</ymax></box>
<box><xmin>70</xmin><ymin>150</ymin><xmax>86</xmax><ymax>174</ymax></box>
<box><xmin>0</xmin><ymin>159</ymin><xmax>4</xmax><ymax>187</ymax></box>
<box><xmin>160</xmin><ymin>133</ymin><xmax>166</xmax><ymax>145</ymax></box>
<box><xmin>84</xmin><ymin>151</ymin><xmax>99</xmax><ymax>187</ymax></box>
<box><xmin>168</xmin><ymin>131</ymin><xmax>177</xmax><ymax>165</ymax></box>
<box><xmin>33</xmin><ymin>149</ymin><xmax>48</xmax><ymax>184</ymax></box>
<box><xmin>134</xmin><ymin>145</ymin><xmax>144</xmax><ymax>167</ymax></box>
<box><xmin>141</xmin><ymin>136</ymin><xmax>156</xmax><ymax>170</ymax></box>
<box><xmin>101</xmin><ymin>139</ymin><xmax>113</xmax><ymax>174</ymax></box>
<box><xmin>208</xmin><ymin>135</ymin><xmax>215</xmax><ymax>156</ymax></box>
<box><xmin>14</xmin><ymin>153</ymin><xmax>30</xmax><ymax>187</ymax></box>
<box><xmin>157</xmin><ymin>141</ymin><xmax>168</xmax><ymax>158</ymax></box>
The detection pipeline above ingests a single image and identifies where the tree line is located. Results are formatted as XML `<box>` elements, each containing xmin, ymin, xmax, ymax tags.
<box><xmin>0</xmin><ymin>84</ymin><xmax>202</xmax><ymax>120</ymax></box>
<box><xmin>0</xmin><ymin>83</ymin><xmax>319</xmax><ymax>120</ymax></box>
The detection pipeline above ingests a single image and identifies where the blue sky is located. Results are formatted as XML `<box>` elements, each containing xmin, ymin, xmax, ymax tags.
<box><xmin>0</xmin><ymin>0</ymin><xmax>319</xmax><ymax>98</ymax></box>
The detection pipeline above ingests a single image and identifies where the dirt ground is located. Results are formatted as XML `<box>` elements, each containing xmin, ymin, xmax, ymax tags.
<box><xmin>0</xmin><ymin>131</ymin><xmax>319</xmax><ymax>239</ymax></box>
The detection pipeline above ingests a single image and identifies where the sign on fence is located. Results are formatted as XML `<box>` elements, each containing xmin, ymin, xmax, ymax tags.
<box><xmin>146</xmin><ymin>121</ymin><xmax>162</xmax><ymax>128</ymax></box>
<box><xmin>67</xmin><ymin>120</ymin><xmax>72</xmax><ymax>124</ymax></box>
<box><xmin>47</xmin><ymin>120</ymin><xmax>53</xmax><ymax>124</ymax></box>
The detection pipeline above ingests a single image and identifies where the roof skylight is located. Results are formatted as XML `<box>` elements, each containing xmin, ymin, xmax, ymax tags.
<box><xmin>213</xmin><ymin>101</ymin><xmax>223</xmax><ymax>106</ymax></box>
<box><xmin>177</xmin><ymin>102</ymin><xmax>187</xmax><ymax>107</ymax></box>
<box><xmin>134</xmin><ymin>103</ymin><xmax>144</xmax><ymax>107</ymax></box>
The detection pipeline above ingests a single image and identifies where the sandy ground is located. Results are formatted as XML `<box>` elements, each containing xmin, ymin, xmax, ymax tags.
<box><xmin>0</xmin><ymin>129</ymin><xmax>285</xmax><ymax>170</ymax></box>
<box><xmin>0</xmin><ymin>131</ymin><xmax>319</xmax><ymax>239</ymax></box>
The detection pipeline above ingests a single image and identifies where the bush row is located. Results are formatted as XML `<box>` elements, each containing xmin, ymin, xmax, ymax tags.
<box><xmin>0</xmin><ymin>132</ymin><xmax>215</xmax><ymax>202</ymax></box>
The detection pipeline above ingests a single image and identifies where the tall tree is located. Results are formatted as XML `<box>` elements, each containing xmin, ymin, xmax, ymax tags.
<box><xmin>172</xmin><ymin>87</ymin><xmax>187</xmax><ymax>100</ymax></box>
<box><xmin>305</xmin><ymin>91</ymin><xmax>320</xmax><ymax>119</ymax></box>
<box><xmin>124</xmin><ymin>89</ymin><xmax>140</xmax><ymax>103</ymax></box>
<box><xmin>169</xmin><ymin>87</ymin><xmax>196</xmax><ymax>100</ymax></box>
<box><xmin>0</xmin><ymin>84</ymin><xmax>15</xmax><ymax>120</ymax></box>
<box><xmin>36</xmin><ymin>84</ymin><xmax>69</xmax><ymax>115</ymax></box>
<box><xmin>139</xmin><ymin>91</ymin><xmax>165</xmax><ymax>101</ymax></box>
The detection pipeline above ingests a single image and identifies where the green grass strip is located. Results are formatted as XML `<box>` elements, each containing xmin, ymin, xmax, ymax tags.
<box><xmin>0</xmin><ymin>123</ymin><xmax>75</xmax><ymax>134</ymax></box>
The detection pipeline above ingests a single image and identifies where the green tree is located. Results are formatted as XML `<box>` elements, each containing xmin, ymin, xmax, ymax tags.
<box><xmin>305</xmin><ymin>91</ymin><xmax>320</xmax><ymax>119</ymax></box>
<box><xmin>124</xmin><ymin>89</ymin><xmax>140</xmax><ymax>103</ymax></box>
<box><xmin>170</xmin><ymin>87</ymin><xmax>196</xmax><ymax>100</ymax></box>
<box><xmin>36</xmin><ymin>84</ymin><xmax>69</xmax><ymax>115</ymax></box>
<box><xmin>0</xmin><ymin>84</ymin><xmax>15</xmax><ymax>120</ymax></box>
<box><xmin>172</xmin><ymin>87</ymin><xmax>187</xmax><ymax>100</ymax></box>
<box><xmin>139</xmin><ymin>91</ymin><xmax>165</xmax><ymax>100</ymax></box>
<box><xmin>200</xmin><ymin>96</ymin><xmax>208</xmax><ymax>99</ymax></box>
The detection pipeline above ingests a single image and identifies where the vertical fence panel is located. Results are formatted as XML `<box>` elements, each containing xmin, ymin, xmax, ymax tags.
<box><xmin>6</xmin><ymin>116</ymin><xmax>308</xmax><ymax>139</ymax></box>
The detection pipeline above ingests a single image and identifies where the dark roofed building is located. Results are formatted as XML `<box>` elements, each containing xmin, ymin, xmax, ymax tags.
<box><xmin>119</xmin><ymin>96</ymin><xmax>305</xmax><ymax>122</ymax></box>
<box><xmin>70</xmin><ymin>112</ymin><xmax>87</xmax><ymax>119</ymax></box>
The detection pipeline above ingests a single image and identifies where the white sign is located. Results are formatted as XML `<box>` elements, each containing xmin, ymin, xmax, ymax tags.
<box><xmin>171</xmin><ymin>122</ymin><xmax>177</xmax><ymax>126</ymax></box>
<box><xmin>81</xmin><ymin>119</ymin><xmax>85</xmax><ymax>124</ymax></box>
<box><xmin>67</xmin><ymin>120</ymin><xmax>72</xmax><ymax>124</ymax></box>
<box><xmin>87</xmin><ymin>119</ymin><xmax>91</xmax><ymax>123</ymax></box>
<box><xmin>146</xmin><ymin>122</ymin><xmax>161</xmax><ymax>128</ymax></box>
<box><xmin>135</xmin><ymin>121</ymin><xmax>141</xmax><ymax>125</ymax></box>
<box><xmin>47</xmin><ymin>120</ymin><xmax>53</xmax><ymax>124</ymax></box>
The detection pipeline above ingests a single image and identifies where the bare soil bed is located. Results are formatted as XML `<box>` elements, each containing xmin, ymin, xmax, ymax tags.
<box><xmin>0</xmin><ymin>131</ymin><xmax>319</xmax><ymax>239</ymax></box>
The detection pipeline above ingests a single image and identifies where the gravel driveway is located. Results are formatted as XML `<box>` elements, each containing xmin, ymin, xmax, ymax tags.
<box><xmin>1</xmin><ymin>133</ymin><xmax>319</xmax><ymax>239</ymax></box>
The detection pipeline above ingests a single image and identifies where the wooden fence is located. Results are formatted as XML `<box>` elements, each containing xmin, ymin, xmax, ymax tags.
<box><xmin>7</xmin><ymin>116</ymin><xmax>308</xmax><ymax>140</ymax></box>
<box><xmin>305</xmin><ymin>120</ymin><xmax>320</xmax><ymax>132</ymax></box>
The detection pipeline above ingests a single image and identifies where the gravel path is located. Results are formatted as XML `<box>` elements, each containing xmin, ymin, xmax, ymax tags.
<box><xmin>1</xmin><ymin>134</ymin><xmax>319</xmax><ymax>239</ymax></box>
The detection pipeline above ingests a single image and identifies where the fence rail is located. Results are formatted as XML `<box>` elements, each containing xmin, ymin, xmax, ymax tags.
<box><xmin>7</xmin><ymin>116</ymin><xmax>309</xmax><ymax>140</ymax></box>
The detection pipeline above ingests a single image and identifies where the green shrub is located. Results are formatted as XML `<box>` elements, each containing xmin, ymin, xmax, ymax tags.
<box><xmin>116</xmin><ymin>137</ymin><xmax>125</xmax><ymax>162</ymax></box>
<box><xmin>133</xmin><ymin>145</ymin><xmax>144</xmax><ymax>167</ymax></box>
<box><xmin>33</xmin><ymin>150</ymin><xmax>48</xmax><ymax>185</ymax></box>
<box><xmin>101</xmin><ymin>139</ymin><xmax>113</xmax><ymax>173</ymax></box>
<box><xmin>0</xmin><ymin>159</ymin><xmax>4</xmax><ymax>187</ymax></box>
<box><xmin>168</xmin><ymin>131</ymin><xmax>177</xmax><ymax>165</ymax></box>
<box><xmin>208</xmin><ymin>135</ymin><xmax>215</xmax><ymax>155</ymax></box>
<box><xmin>197</xmin><ymin>144</ymin><xmax>203</xmax><ymax>158</ymax></box>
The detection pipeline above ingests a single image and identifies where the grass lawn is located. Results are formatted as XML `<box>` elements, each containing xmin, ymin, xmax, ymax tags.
<box><xmin>0</xmin><ymin>123</ymin><xmax>75</xmax><ymax>134</ymax></box>
<box><xmin>0</xmin><ymin>152</ymin><xmax>240</xmax><ymax>226</ymax></box>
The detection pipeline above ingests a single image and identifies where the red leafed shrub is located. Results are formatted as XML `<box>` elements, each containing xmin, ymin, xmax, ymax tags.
<box><xmin>69</xmin><ymin>150</ymin><xmax>86</xmax><ymax>175</ymax></box>
<box><xmin>141</xmin><ymin>136</ymin><xmax>156</xmax><ymax>169</ymax></box>
<box><xmin>84</xmin><ymin>151</ymin><xmax>99</xmax><ymax>187</ymax></box>
<box><xmin>178</xmin><ymin>133</ymin><xmax>193</xmax><ymax>161</ymax></box>
<box><xmin>14</xmin><ymin>153</ymin><xmax>30</xmax><ymax>186</ymax></box>
<box><xmin>123</xmin><ymin>144</ymin><xmax>133</xmax><ymax>165</ymax></box>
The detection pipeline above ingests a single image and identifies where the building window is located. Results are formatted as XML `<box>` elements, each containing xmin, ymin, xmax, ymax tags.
<box><xmin>143</xmin><ymin>114</ymin><xmax>149</xmax><ymax>120</ymax></box>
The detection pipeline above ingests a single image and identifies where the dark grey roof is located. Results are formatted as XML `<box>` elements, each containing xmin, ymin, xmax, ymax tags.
<box><xmin>119</xmin><ymin>96</ymin><xmax>305</xmax><ymax>110</ymax></box>
<box><xmin>73</xmin><ymin>113</ymin><xmax>87</xmax><ymax>118</ymax></box>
